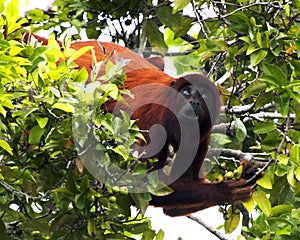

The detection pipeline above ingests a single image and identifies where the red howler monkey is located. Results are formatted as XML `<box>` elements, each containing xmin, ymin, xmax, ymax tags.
<box><xmin>27</xmin><ymin>33</ymin><xmax>256</xmax><ymax>217</ymax></box>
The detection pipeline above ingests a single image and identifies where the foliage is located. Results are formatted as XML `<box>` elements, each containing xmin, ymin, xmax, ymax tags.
<box><xmin>0</xmin><ymin>0</ymin><xmax>165</xmax><ymax>239</ymax></box>
<box><xmin>1</xmin><ymin>0</ymin><xmax>300</xmax><ymax>239</ymax></box>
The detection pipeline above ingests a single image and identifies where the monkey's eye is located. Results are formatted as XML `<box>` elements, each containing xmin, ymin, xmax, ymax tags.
<box><xmin>181</xmin><ymin>85</ymin><xmax>197</xmax><ymax>98</ymax></box>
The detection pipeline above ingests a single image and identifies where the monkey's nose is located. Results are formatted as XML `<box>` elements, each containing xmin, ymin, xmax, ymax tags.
<box><xmin>180</xmin><ymin>104</ymin><xmax>198</xmax><ymax>120</ymax></box>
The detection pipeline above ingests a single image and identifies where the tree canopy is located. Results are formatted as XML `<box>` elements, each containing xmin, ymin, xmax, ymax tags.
<box><xmin>0</xmin><ymin>0</ymin><xmax>300</xmax><ymax>239</ymax></box>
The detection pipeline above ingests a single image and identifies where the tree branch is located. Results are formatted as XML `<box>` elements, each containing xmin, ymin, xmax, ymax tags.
<box><xmin>223</xmin><ymin>104</ymin><xmax>296</xmax><ymax>120</ymax></box>
<box><xmin>187</xmin><ymin>215</ymin><xmax>229</xmax><ymax>240</ymax></box>
<box><xmin>218</xmin><ymin>1</ymin><xmax>283</xmax><ymax>19</ymax></box>
<box><xmin>209</xmin><ymin>148</ymin><xmax>270</xmax><ymax>166</ymax></box>
<box><xmin>275</xmin><ymin>110</ymin><xmax>291</xmax><ymax>163</ymax></box>
<box><xmin>0</xmin><ymin>179</ymin><xmax>40</xmax><ymax>201</ymax></box>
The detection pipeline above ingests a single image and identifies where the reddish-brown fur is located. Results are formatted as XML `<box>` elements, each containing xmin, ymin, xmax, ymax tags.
<box><xmin>30</xmin><ymin>34</ymin><xmax>255</xmax><ymax>216</ymax></box>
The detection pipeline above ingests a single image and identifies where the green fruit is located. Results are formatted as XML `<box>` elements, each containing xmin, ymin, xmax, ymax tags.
<box><xmin>220</xmin><ymin>162</ymin><xmax>227</xmax><ymax>169</ymax></box>
<box><xmin>225</xmin><ymin>171</ymin><xmax>234</xmax><ymax>179</ymax></box>
<box><xmin>109</xmin><ymin>196</ymin><xmax>117</xmax><ymax>203</ymax></box>
<box><xmin>112</xmin><ymin>186</ymin><xmax>120</xmax><ymax>193</ymax></box>
<box><xmin>119</xmin><ymin>186</ymin><xmax>128</xmax><ymax>195</ymax></box>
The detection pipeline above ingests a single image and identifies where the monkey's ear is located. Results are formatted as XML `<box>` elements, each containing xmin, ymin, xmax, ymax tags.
<box><xmin>146</xmin><ymin>56</ymin><xmax>165</xmax><ymax>70</ymax></box>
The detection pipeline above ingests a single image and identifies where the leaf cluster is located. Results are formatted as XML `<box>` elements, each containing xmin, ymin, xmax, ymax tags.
<box><xmin>9</xmin><ymin>0</ymin><xmax>300</xmax><ymax>239</ymax></box>
<box><xmin>0</xmin><ymin>1</ymin><xmax>165</xmax><ymax>239</ymax></box>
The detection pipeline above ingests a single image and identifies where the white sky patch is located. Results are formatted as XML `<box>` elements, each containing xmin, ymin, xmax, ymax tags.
<box><xmin>20</xmin><ymin>0</ymin><xmax>54</xmax><ymax>14</ymax></box>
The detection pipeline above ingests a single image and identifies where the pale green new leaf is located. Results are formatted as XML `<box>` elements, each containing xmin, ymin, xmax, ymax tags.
<box><xmin>0</xmin><ymin>140</ymin><xmax>13</xmax><ymax>155</ymax></box>
<box><xmin>52</xmin><ymin>103</ymin><xmax>75</xmax><ymax>113</ymax></box>
<box><xmin>36</xmin><ymin>117</ymin><xmax>49</xmax><ymax>129</ymax></box>
<box><xmin>253</xmin><ymin>190</ymin><xmax>271</xmax><ymax>216</ymax></box>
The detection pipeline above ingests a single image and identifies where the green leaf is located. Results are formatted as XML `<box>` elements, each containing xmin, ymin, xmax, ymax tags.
<box><xmin>142</xmin><ymin>229</ymin><xmax>156</xmax><ymax>240</ymax></box>
<box><xmin>287</xmin><ymin>88</ymin><xmax>300</xmax><ymax>103</ymax></box>
<box><xmin>211</xmin><ymin>133</ymin><xmax>232</xmax><ymax>145</ymax></box>
<box><xmin>1</xmin><ymin>97</ymin><xmax>14</xmax><ymax>109</ymax></box>
<box><xmin>292</xmin><ymin>0</ymin><xmax>300</xmax><ymax>9</ymax></box>
<box><xmin>254</xmin><ymin>122</ymin><xmax>277</xmax><ymax>134</ymax></box>
<box><xmin>257</xmin><ymin>174</ymin><xmax>272</xmax><ymax>189</ymax></box>
<box><xmin>206</xmin><ymin>39</ymin><xmax>227</xmax><ymax>52</ymax></box>
<box><xmin>6</xmin><ymin>0</ymin><xmax>20</xmax><ymax>19</ymax></box>
<box><xmin>258</xmin><ymin>75</ymin><xmax>280</xmax><ymax>88</ymax></box>
<box><xmin>256</xmin><ymin>31</ymin><xmax>262</xmax><ymax>47</ymax></box>
<box><xmin>100</xmin><ymin>83</ymin><xmax>119</xmax><ymax>100</ymax></box>
<box><xmin>156</xmin><ymin>229</ymin><xmax>165</xmax><ymax>240</ymax></box>
<box><xmin>287</xmin><ymin>167</ymin><xmax>296</xmax><ymax>187</ymax></box>
<box><xmin>239</xmin><ymin>36</ymin><xmax>251</xmax><ymax>44</ymax></box>
<box><xmin>253</xmin><ymin>190</ymin><xmax>271</xmax><ymax>216</ymax></box>
<box><xmin>36</xmin><ymin>117</ymin><xmax>49</xmax><ymax>129</ymax></box>
<box><xmin>71</xmin><ymin>67</ymin><xmax>89</xmax><ymax>83</ymax></box>
<box><xmin>224</xmin><ymin>207</ymin><xmax>240</xmax><ymax>234</ymax></box>
<box><xmin>275</xmin><ymin>164</ymin><xmax>289</xmax><ymax>177</ymax></box>
<box><xmin>255</xmin><ymin>92</ymin><xmax>274</xmax><ymax>110</ymax></box>
<box><xmin>130</xmin><ymin>192</ymin><xmax>151</xmax><ymax>215</ymax></box>
<box><xmin>9</xmin><ymin>44</ymin><xmax>24</xmax><ymax>56</ymax></box>
<box><xmin>21</xmin><ymin>219</ymin><xmax>50</xmax><ymax>236</ymax></box>
<box><xmin>112</xmin><ymin>145</ymin><xmax>129</xmax><ymax>160</ymax></box>
<box><xmin>290</xmin><ymin>144</ymin><xmax>300</xmax><ymax>163</ymax></box>
<box><xmin>0</xmin><ymin>139</ymin><xmax>13</xmax><ymax>155</ymax></box>
<box><xmin>261</xmin><ymin>62</ymin><xmax>287</xmax><ymax>85</ymax></box>
<box><xmin>243</xmin><ymin>197</ymin><xmax>255</xmax><ymax>212</ymax></box>
<box><xmin>68</xmin><ymin>45</ymin><xmax>93</xmax><ymax>62</ymax></box>
<box><xmin>0</xmin><ymin>1</ymin><xmax>4</xmax><ymax>13</ymax></box>
<box><xmin>270</xmin><ymin>204</ymin><xmax>293</xmax><ymax>217</ymax></box>
<box><xmin>227</xmin><ymin>11</ymin><xmax>250</xmax><ymax>34</ymax></box>
<box><xmin>173</xmin><ymin>0</ymin><xmax>190</xmax><ymax>13</ymax></box>
<box><xmin>250</xmin><ymin>50</ymin><xmax>268</xmax><ymax>66</ymax></box>
<box><xmin>261</xmin><ymin>131</ymin><xmax>281</xmax><ymax>151</ymax></box>
<box><xmin>52</xmin><ymin>102</ymin><xmax>75</xmax><ymax>113</ymax></box>
<box><xmin>0</xmin><ymin>105</ymin><xmax>6</xmax><ymax>117</ymax></box>
<box><xmin>87</xmin><ymin>220</ymin><xmax>96</xmax><ymax>237</ymax></box>
<box><xmin>74</xmin><ymin>193</ymin><xmax>86</xmax><ymax>209</ymax></box>
<box><xmin>28</xmin><ymin>125</ymin><xmax>45</xmax><ymax>144</ymax></box>
<box><xmin>156</xmin><ymin>6</ymin><xmax>193</xmax><ymax>38</ymax></box>
<box><xmin>124</xmin><ymin>220</ymin><xmax>150</xmax><ymax>234</ymax></box>
<box><xmin>79</xmin><ymin>176</ymin><xmax>90</xmax><ymax>192</ymax></box>
<box><xmin>66</xmin><ymin>171</ymin><xmax>79</xmax><ymax>193</ymax></box>
<box><xmin>285</xmin><ymin>80</ymin><xmax>300</xmax><ymax>88</ymax></box>
<box><xmin>145</xmin><ymin>20</ymin><xmax>168</xmax><ymax>54</ymax></box>
<box><xmin>295</xmin><ymin>40</ymin><xmax>300</xmax><ymax>58</ymax></box>
<box><xmin>278</xmin><ymin>154</ymin><xmax>289</xmax><ymax>165</ymax></box>
<box><xmin>291</xmin><ymin>208</ymin><xmax>300</xmax><ymax>220</ymax></box>
<box><xmin>274</xmin><ymin>93</ymin><xmax>289</xmax><ymax>116</ymax></box>
<box><xmin>242</xmin><ymin>81</ymin><xmax>267</xmax><ymax>99</ymax></box>
<box><xmin>147</xmin><ymin>184</ymin><xmax>173</xmax><ymax>197</ymax></box>
<box><xmin>50</xmin><ymin>87</ymin><xmax>61</xmax><ymax>98</ymax></box>
<box><xmin>234</xmin><ymin>116</ymin><xmax>247</xmax><ymax>143</ymax></box>
<box><xmin>0</xmin><ymin>220</ymin><xmax>8</xmax><ymax>239</ymax></box>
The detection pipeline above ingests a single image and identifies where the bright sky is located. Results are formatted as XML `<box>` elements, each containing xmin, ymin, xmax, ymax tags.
<box><xmin>20</xmin><ymin>0</ymin><xmax>54</xmax><ymax>14</ymax></box>
<box><xmin>18</xmin><ymin>1</ymin><xmax>240</xmax><ymax>239</ymax></box>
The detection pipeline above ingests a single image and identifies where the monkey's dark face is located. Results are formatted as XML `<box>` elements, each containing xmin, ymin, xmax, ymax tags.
<box><xmin>179</xmin><ymin>85</ymin><xmax>206</xmax><ymax>122</ymax></box>
<box><xmin>170</xmin><ymin>75</ymin><xmax>220</xmax><ymax>144</ymax></box>
<box><xmin>173</xmin><ymin>74</ymin><xmax>220</xmax><ymax>126</ymax></box>
<box><xmin>177</xmin><ymin>84</ymin><xmax>212</xmax><ymax>129</ymax></box>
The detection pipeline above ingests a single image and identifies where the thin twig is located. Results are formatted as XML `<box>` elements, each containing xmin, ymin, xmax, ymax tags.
<box><xmin>187</xmin><ymin>215</ymin><xmax>230</xmax><ymax>240</ymax></box>
<box><xmin>275</xmin><ymin>112</ymin><xmax>291</xmax><ymax>163</ymax></box>
<box><xmin>191</xmin><ymin>0</ymin><xmax>209</xmax><ymax>38</ymax></box>
<box><xmin>246</xmin><ymin>158</ymin><xmax>273</xmax><ymax>185</ymax></box>
<box><xmin>0</xmin><ymin>179</ymin><xmax>40</xmax><ymax>201</ymax></box>
<box><xmin>219</xmin><ymin>1</ymin><xmax>282</xmax><ymax>19</ymax></box>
